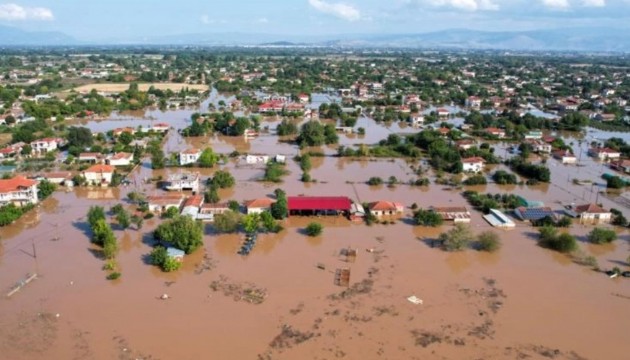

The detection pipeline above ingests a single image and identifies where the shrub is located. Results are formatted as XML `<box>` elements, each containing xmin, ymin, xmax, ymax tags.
<box><xmin>106</xmin><ymin>272</ymin><xmax>121</xmax><ymax>280</ymax></box>
<box><xmin>367</xmin><ymin>177</ymin><xmax>383</xmax><ymax>186</ymax></box>
<box><xmin>305</xmin><ymin>222</ymin><xmax>323</xmax><ymax>237</ymax></box>
<box><xmin>492</xmin><ymin>170</ymin><xmax>517</xmax><ymax>185</ymax></box>
<box><xmin>438</xmin><ymin>223</ymin><xmax>474</xmax><ymax>252</ymax></box>
<box><xmin>413</xmin><ymin>209</ymin><xmax>443</xmax><ymax>227</ymax></box>
<box><xmin>463</xmin><ymin>174</ymin><xmax>487</xmax><ymax>185</ymax></box>
<box><xmin>477</xmin><ymin>231</ymin><xmax>501</xmax><ymax>252</ymax></box>
<box><xmin>538</xmin><ymin>226</ymin><xmax>577</xmax><ymax>253</ymax></box>
<box><xmin>262</xmin><ymin>162</ymin><xmax>288</xmax><ymax>182</ymax></box>
<box><xmin>587</xmin><ymin>227</ymin><xmax>617</xmax><ymax>244</ymax></box>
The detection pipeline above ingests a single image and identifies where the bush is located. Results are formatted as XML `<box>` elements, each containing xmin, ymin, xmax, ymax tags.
<box><xmin>150</xmin><ymin>246</ymin><xmax>182</xmax><ymax>272</ymax></box>
<box><xmin>305</xmin><ymin>222</ymin><xmax>323</xmax><ymax>237</ymax></box>
<box><xmin>37</xmin><ymin>180</ymin><xmax>57</xmax><ymax>200</ymax></box>
<box><xmin>211</xmin><ymin>170</ymin><xmax>235</xmax><ymax>188</ymax></box>
<box><xmin>572</xmin><ymin>249</ymin><xmax>598</xmax><ymax>268</ymax></box>
<box><xmin>162</xmin><ymin>206</ymin><xmax>180</xmax><ymax>219</ymax></box>
<box><xmin>367</xmin><ymin>177</ymin><xmax>383</xmax><ymax>186</ymax></box>
<box><xmin>537</xmin><ymin>226</ymin><xmax>577</xmax><ymax>253</ymax></box>
<box><xmin>262</xmin><ymin>162</ymin><xmax>288</xmax><ymax>183</ymax></box>
<box><xmin>438</xmin><ymin>223</ymin><xmax>474</xmax><ymax>251</ymax></box>
<box><xmin>587</xmin><ymin>227</ymin><xmax>617</xmax><ymax>244</ymax></box>
<box><xmin>213</xmin><ymin>210</ymin><xmax>242</xmax><ymax>233</ymax></box>
<box><xmin>301</xmin><ymin>172</ymin><xmax>311</xmax><ymax>182</ymax></box>
<box><xmin>492</xmin><ymin>170</ymin><xmax>517</xmax><ymax>185</ymax></box>
<box><xmin>477</xmin><ymin>231</ymin><xmax>501</xmax><ymax>252</ymax></box>
<box><xmin>413</xmin><ymin>209</ymin><xmax>443</xmax><ymax>227</ymax></box>
<box><xmin>154</xmin><ymin>215</ymin><xmax>204</xmax><ymax>254</ymax></box>
<box><xmin>106</xmin><ymin>272</ymin><xmax>121</xmax><ymax>280</ymax></box>
<box><xmin>463</xmin><ymin>174</ymin><xmax>487</xmax><ymax>185</ymax></box>
<box><xmin>606</xmin><ymin>175</ymin><xmax>625</xmax><ymax>189</ymax></box>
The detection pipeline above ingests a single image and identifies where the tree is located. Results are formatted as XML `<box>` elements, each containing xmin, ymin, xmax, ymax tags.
<box><xmin>477</xmin><ymin>231</ymin><xmax>501</xmax><ymax>252</ymax></box>
<box><xmin>150</xmin><ymin>246</ymin><xmax>182</xmax><ymax>272</ymax></box>
<box><xmin>21</xmin><ymin>144</ymin><xmax>32</xmax><ymax>156</ymax></box>
<box><xmin>262</xmin><ymin>162</ymin><xmax>288</xmax><ymax>182</ymax></box>
<box><xmin>587</xmin><ymin>227</ymin><xmax>617</xmax><ymax>244</ymax></box>
<box><xmin>116</xmin><ymin>209</ymin><xmax>131</xmax><ymax>229</ymax></box>
<box><xmin>213</xmin><ymin>210</ymin><xmax>241</xmax><ymax>233</ymax></box>
<box><xmin>277</xmin><ymin>119</ymin><xmax>298</xmax><ymax>136</ymax></box>
<box><xmin>241</xmin><ymin>213</ymin><xmax>260</xmax><ymax>233</ymax></box>
<box><xmin>296</xmin><ymin>120</ymin><xmax>325</xmax><ymax>146</ymax></box>
<box><xmin>607</xmin><ymin>175</ymin><xmax>625</xmax><ymax>189</ymax></box>
<box><xmin>151</xmin><ymin>150</ymin><xmax>165</xmax><ymax>169</ymax></box>
<box><xmin>413</xmin><ymin>209</ymin><xmax>443</xmax><ymax>227</ymax></box>
<box><xmin>438</xmin><ymin>223</ymin><xmax>474</xmax><ymax>251</ymax></box>
<box><xmin>537</xmin><ymin>226</ymin><xmax>576</xmax><ymax>253</ymax></box>
<box><xmin>37</xmin><ymin>180</ymin><xmax>56</xmax><ymax>200</ymax></box>
<box><xmin>260</xmin><ymin>211</ymin><xmax>281</xmax><ymax>233</ymax></box>
<box><xmin>102</xmin><ymin>234</ymin><xmax>119</xmax><ymax>259</ymax></box>
<box><xmin>228</xmin><ymin>200</ymin><xmax>240</xmax><ymax>212</ymax></box>
<box><xmin>305</xmin><ymin>222</ymin><xmax>323</xmax><ymax>237</ymax></box>
<box><xmin>299</xmin><ymin>154</ymin><xmax>312</xmax><ymax>172</ymax></box>
<box><xmin>367</xmin><ymin>177</ymin><xmax>383</xmax><ymax>186</ymax></box>
<box><xmin>87</xmin><ymin>206</ymin><xmax>106</xmax><ymax>228</ymax></box>
<box><xmin>162</xmin><ymin>206</ymin><xmax>180</xmax><ymax>219</ymax></box>
<box><xmin>271</xmin><ymin>189</ymin><xmax>288</xmax><ymax>219</ymax></box>
<box><xmin>67</xmin><ymin>127</ymin><xmax>93</xmax><ymax>148</ymax></box>
<box><xmin>131</xmin><ymin>214</ymin><xmax>143</xmax><ymax>230</ymax></box>
<box><xmin>211</xmin><ymin>170</ymin><xmax>235</xmax><ymax>188</ymax></box>
<box><xmin>118</xmin><ymin>131</ymin><xmax>133</xmax><ymax>145</ymax></box>
<box><xmin>205</xmin><ymin>185</ymin><xmax>220</xmax><ymax>204</ymax></box>
<box><xmin>198</xmin><ymin>147</ymin><xmax>219</xmax><ymax>168</ymax></box>
<box><xmin>154</xmin><ymin>215</ymin><xmax>204</xmax><ymax>254</ymax></box>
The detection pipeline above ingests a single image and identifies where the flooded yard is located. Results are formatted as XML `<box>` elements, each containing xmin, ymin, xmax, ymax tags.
<box><xmin>1</xmin><ymin>98</ymin><xmax>629</xmax><ymax>360</ymax></box>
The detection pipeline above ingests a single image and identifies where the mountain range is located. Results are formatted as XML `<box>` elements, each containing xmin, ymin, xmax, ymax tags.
<box><xmin>0</xmin><ymin>25</ymin><xmax>627</xmax><ymax>52</ymax></box>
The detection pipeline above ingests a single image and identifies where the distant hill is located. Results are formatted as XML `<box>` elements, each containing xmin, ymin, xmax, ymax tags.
<box><xmin>0</xmin><ymin>25</ymin><xmax>77</xmax><ymax>46</ymax></box>
<box><xmin>0</xmin><ymin>24</ymin><xmax>627</xmax><ymax>52</ymax></box>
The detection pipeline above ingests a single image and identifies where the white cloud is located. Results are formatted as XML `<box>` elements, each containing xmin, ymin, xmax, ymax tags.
<box><xmin>257</xmin><ymin>17</ymin><xmax>269</xmax><ymax>23</ymax></box>
<box><xmin>582</xmin><ymin>0</ymin><xmax>605</xmax><ymax>6</ymax></box>
<box><xmin>308</xmin><ymin>0</ymin><xmax>361</xmax><ymax>21</ymax></box>
<box><xmin>541</xmin><ymin>0</ymin><xmax>570</xmax><ymax>8</ymax></box>
<box><xmin>427</xmin><ymin>0</ymin><xmax>499</xmax><ymax>11</ymax></box>
<box><xmin>200</xmin><ymin>14</ymin><xmax>210</xmax><ymax>24</ymax></box>
<box><xmin>0</xmin><ymin>3</ymin><xmax>53</xmax><ymax>21</ymax></box>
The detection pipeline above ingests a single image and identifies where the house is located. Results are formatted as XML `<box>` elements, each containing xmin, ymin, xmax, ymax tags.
<box><xmin>436</xmin><ymin>108</ymin><xmax>450</xmax><ymax>118</ymax></box>
<box><xmin>430</xmin><ymin>207</ymin><xmax>471</xmax><ymax>223</ymax></box>
<box><xmin>274</xmin><ymin>155</ymin><xmax>286</xmax><ymax>163</ymax></box>
<box><xmin>485</xmin><ymin>127</ymin><xmax>505</xmax><ymax>138</ymax></box>
<box><xmin>179</xmin><ymin>149</ymin><xmax>201</xmax><ymax>166</ymax></box>
<box><xmin>456</xmin><ymin>139</ymin><xmax>476</xmax><ymax>150</ymax></box>
<box><xmin>609</xmin><ymin>159</ymin><xmax>630</xmax><ymax>174</ymax></box>
<box><xmin>288</xmin><ymin>196</ymin><xmax>352</xmax><ymax>216</ymax></box>
<box><xmin>163</xmin><ymin>173</ymin><xmax>200</xmax><ymax>192</ymax></box>
<box><xmin>78</xmin><ymin>152</ymin><xmax>103</xmax><ymax>163</ymax></box>
<box><xmin>409</xmin><ymin>115</ymin><xmax>425</xmax><ymax>127</ymax></box>
<box><xmin>552</xmin><ymin>150</ymin><xmax>577</xmax><ymax>164</ymax></box>
<box><xmin>588</xmin><ymin>147</ymin><xmax>621</xmax><ymax>161</ymax></box>
<box><xmin>0</xmin><ymin>143</ymin><xmax>24</xmax><ymax>159</ymax></box>
<box><xmin>368</xmin><ymin>201</ymin><xmax>404</xmax><ymax>217</ymax></box>
<box><xmin>524</xmin><ymin>131</ymin><xmax>543</xmax><ymax>140</ymax></box>
<box><xmin>40</xmin><ymin>171</ymin><xmax>73</xmax><ymax>185</ymax></box>
<box><xmin>483</xmin><ymin>209</ymin><xmax>515</xmax><ymax>228</ymax></box>
<box><xmin>297</xmin><ymin>93</ymin><xmax>310</xmax><ymax>103</ymax></box>
<box><xmin>83</xmin><ymin>164</ymin><xmax>115</xmax><ymax>186</ymax></box>
<box><xmin>350</xmin><ymin>202</ymin><xmax>366</xmax><ymax>221</ymax></box>
<box><xmin>513</xmin><ymin>207</ymin><xmax>555</xmax><ymax>222</ymax></box>
<box><xmin>526</xmin><ymin>140</ymin><xmax>552</xmax><ymax>154</ymax></box>
<box><xmin>30</xmin><ymin>137</ymin><xmax>64</xmax><ymax>154</ymax></box>
<box><xmin>130</xmin><ymin>139</ymin><xmax>148</xmax><ymax>149</ymax></box>
<box><xmin>437</xmin><ymin>127</ymin><xmax>450</xmax><ymax>136</ymax></box>
<box><xmin>0</xmin><ymin>176</ymin><xmax>39</xmax><ymax>206</ymax></box>
<box><xmin>181</xmin><ymin>194</ymin><xmax>204</xmax><ymax>219</ymax></box>
<box><xmin>112</xmin><ymin>127</ymin><xmax>136</xmax><ymax>136</ymax></box>
<box><xmin>106</xmin><ymin>152</ymin><xmax>133</xmax><ymax>167</ymax></box>
<box><xmin>244</xmin><ymin>198</ymin><xmax>276</xmax><ymax>214</ymax></box>
<box><xmin>465</xmin><ymin>96</ymin><xmax>482</xmax><ymax>109</ymax></box>
<box><xmin>258</xmin><ymin>101</ymin><xmax>285</xmax><ymax>113</ymax></box>
<box><xmin>245</xmin><ymin>154</ymin><xmax>270</xmax><ymax>165</ymax></box>
<box><xmin>151</xmin><ymin>123</ymin><xmax>170</xmax><ymax>132</ymax></box>
<box><xmin>147</xmin><ymin>194</ymin><xmax>185</xmax><ymax>213</ymax></box>
<box><xmin>166</xmin><ymin>247</ymin><xmax>185</xmax><ymax>262</ymax></box>
<box><xmin>565</xmin><ymin>203</ymin><xmax>612</xmax><ymax>225</ymax></box>
<box><xmin>462</xmin><ymin>157</ymin><xmax>485</xmax><ymax>173</ymax></box>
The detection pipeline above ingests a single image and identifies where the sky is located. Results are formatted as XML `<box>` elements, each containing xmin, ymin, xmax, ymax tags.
<box><xmin>0</xmin><ymin>0</ymin><xmax>629</xmax><ymax>40</ymax></box>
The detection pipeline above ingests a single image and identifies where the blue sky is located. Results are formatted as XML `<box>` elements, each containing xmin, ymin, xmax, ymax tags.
<box><xmin>1</xmin><ymin>0</ymin><xmax>629</xmax><ymax>40</ymax></box>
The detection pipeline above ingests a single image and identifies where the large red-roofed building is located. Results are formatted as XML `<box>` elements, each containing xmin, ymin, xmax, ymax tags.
<box><xmin>288</xmin><ymin>196</ymin><xmax>352</xmax><ymax>216</ymax></box>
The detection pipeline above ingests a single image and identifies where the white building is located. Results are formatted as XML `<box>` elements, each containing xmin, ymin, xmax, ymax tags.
<box><xmin>179</xmin><ymin>149</ymin><xmax>201</xmax><ymax>166</ymax></box>
<box><xmin>163</xmin><ymin>173</ymin><xmax>200</xmax><ymax>192</ymax></box>
<box><xmin>462</xmin><ymin>157</ymin><xmax>485</xmax><ymax>173</ymax></box>
<box><xmin>465</xmin><ymin>96</ymin><xmax>482</xmax><ymax>109</ymax></box>
<box><xmin>30</xmin><ymin>137</ymin><xmax>64</xmax><ymax>155</ymax></box>
<box><xmin>0</xmin><ymin>176</ymin><xmax>39</xmax><ymax>206</ymax></box>
<box><xmin>244</xmin><ymin>198</ymin><xmax>275</xmax><ymax>214</ymax></box>
<box><xmin>83</xmin><ymin>164</ymin><xmax>115</xmax><ymax>186</ymax></box>
<box><xmin>106</xmin><ymin>152</ymin><xmax>133</xmax><ymax>167</ymax></box>
<box><xmin>589</xmin><ymin>147</ymin><xmax>621</xmax><ymax>161</ymax></box>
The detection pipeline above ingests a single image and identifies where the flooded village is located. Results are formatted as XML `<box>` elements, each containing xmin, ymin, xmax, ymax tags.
<box><xmin>0</xmin><ymin>49</ymin><xmax>629</xmax><ymax>359</ymax></box>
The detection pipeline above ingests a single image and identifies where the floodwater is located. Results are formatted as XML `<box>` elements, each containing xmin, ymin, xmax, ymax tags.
<box><xmin>1</xmin><ymin>95</ymin><xmax>629</xmax><ymax>360</ymax></box>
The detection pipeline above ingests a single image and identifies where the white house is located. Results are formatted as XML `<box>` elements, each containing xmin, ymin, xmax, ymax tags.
<box><xmin>465</xmin><ymin>96</ymin><xmax>482</xmax><ymax>109</ymax></box>
<box><xmin>462</xmin><ymin>157</ymin><xmax>485</xmax><ymax>173</ymax></box>
<box><xmin>83</xmin><ymin>164</ymin><xmax>115</xmax><ymax>186</ymax></box>
<box><xmin>30</xmin><ymin>137</ymin><xmax>64</xmax><ymax>155</ymax></box>
<box><xmin>147</xmin><ymin>195</ymin><xmax>185</xmax><ymax>213</ymax></box>
<box><xmin>368</xmin><ymin>201</ymin><xmax>404</xmax><ymax>217</ymax></box>
<box><xmin>106</xmin><ymin>152</ymin><xmax>133</xmax><ymax>166</ymax></box>
<box><xmin>163</xmin><ymin>173</ymin><xmax>200</xmax><ymax>192</ymax></box>
<box><xmin>0</xmin><ymin>176</ymin><xmax>39</xmax><ymax>206</ymax></box>
<box><xmin>589</xmin><ymin>147</ymin><xmax>621</xmax><ymax>161</ymax></box>
<box><xmin>245</xmin><ymin>154</ymin><xmax>270</xmax><ymax>165</ymax></box>
<box><xmin>410</xmin><ymin>115</ymin><xmax>425</xmax><ymax>127</ymax></box>
<box><xmin>244</xmin><ymin>198</ymin><xmax>275</xmax><ymax>214</ymax></box>
<box><xmin>179</xmin><ymin>148</ymin><xmax>201</xmax><ymax>166</ymax></box>
<box><xmin>553</xmin><ymin>150</ymin><xmax>577</xmax><ymax>164</ymax></box>
<box><xmin>485</xmin><ymin>127</ymin><xmax>506</xmax><ymax>138</ymax></box>
<box><xmin>567</xmin><ymin>204</ymin><xmax>612</xmax><ymax>225</ymax></box>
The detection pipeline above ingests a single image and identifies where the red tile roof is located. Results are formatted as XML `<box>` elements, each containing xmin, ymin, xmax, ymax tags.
<box><xmin>0</xmin><ymin>176</ymin><xmax>38</xmax><ymax>193</ymax></box>
<box><xmin>462</xmin><ymin>156</ymin><xmax>485</xmax><ymax>163</ymax></box>
<box><xmin>574</xmin><ymin>203</ymin><xmax>608</xmax><ymax>214</ymax></box>
<box><xmin>288</xmin><ymin>196</ymin><xmax>352</xmax><ymax>211</ymax></box>
<box><xmin>85</xmin><ymin>164</ymin><xmax>115</xmax><ymax>173</ymax></box>
<box><xmin>368</xmin><ymin>201</ymin><xmax>403</xmax><ymax>212</ymax></box>
<box><xmin>245</xmin><ymin>198</ymin><xmax>275</xmax><ymax>209</ymax></box>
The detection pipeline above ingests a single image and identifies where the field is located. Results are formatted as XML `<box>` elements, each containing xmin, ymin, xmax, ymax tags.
<box><xmin>68</xmin><ymin>82</ymin><xmax>209</xmax><ymax>94</ymax></box>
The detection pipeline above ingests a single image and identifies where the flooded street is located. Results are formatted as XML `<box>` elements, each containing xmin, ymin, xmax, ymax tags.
<box><xmin>1</xmin><ymin>98</ymin><xmax>629</xmax><ymax>360</ymax></box>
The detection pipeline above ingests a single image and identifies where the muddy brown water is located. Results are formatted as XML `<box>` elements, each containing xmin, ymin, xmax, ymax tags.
<box><xmin>1</xmin><ymin>98</ymin><xmax>630</xmax><ymax>359</ymax></box>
